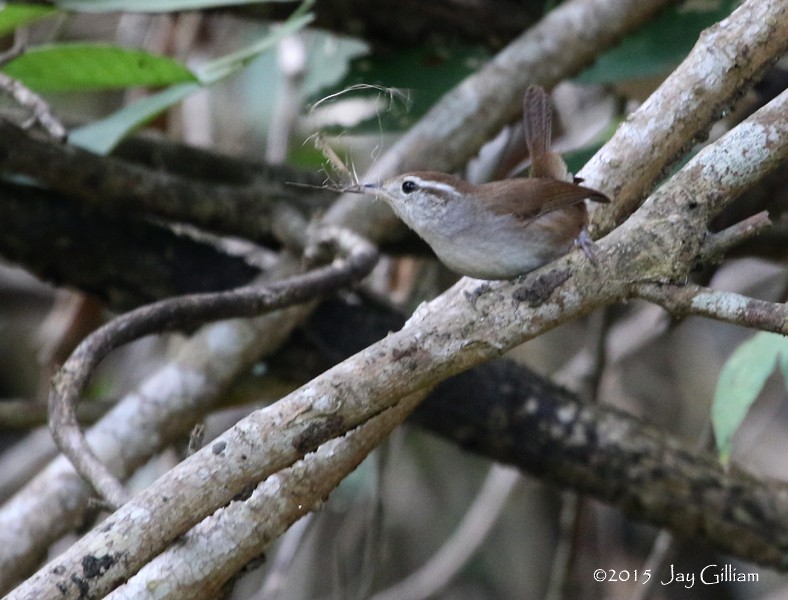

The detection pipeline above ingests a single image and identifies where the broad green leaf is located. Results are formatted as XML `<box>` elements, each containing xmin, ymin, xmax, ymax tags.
<box><xmin>56</xmin><ymin>0</ymin><xmax>291</xmax><ymax>12</ymax></box>
<box><xmin>576</xmin><ymin>0</ymin><xmax>741</xmax><ymax>83</ymax></box>
<box><xmin>313</xmin><ymin>43</ymin><xmax>490</xmax><ymax>133</ymax></box>
<box><xmin>0</xmin><ymin>4</ymin><xmax>58</xmax><ymax>37</ymax></box>
<box><xmin>712</xmin><ymin>332</ymin><xmax>788</xmax><ymax>463</ymax></box>
<box><xmin>68</xmin><ymin>1</ymin><xmax>313</xmax><ymax>154</ymax></box>
<box><xmin>69</xmin><ymin>82</ymin><xmax>199</xmax><ymax>154</ymax></box>
<box><xmin>1</xmin><ymin>43</ymin><xmax>196</xmax><ymax>92</ymax></box>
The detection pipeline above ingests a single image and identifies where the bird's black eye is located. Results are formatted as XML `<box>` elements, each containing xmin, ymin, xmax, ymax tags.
<box><xmin>401</xmin><ymin>180</ymin><xmax>419</xmax><ymax>194</ymax></box>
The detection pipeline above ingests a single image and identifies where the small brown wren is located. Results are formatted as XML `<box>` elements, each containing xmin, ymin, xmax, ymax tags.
<box><xmin>359</xmin><ymin>85</ymin><xmax>609</xmax><ymax>280</ymax></box>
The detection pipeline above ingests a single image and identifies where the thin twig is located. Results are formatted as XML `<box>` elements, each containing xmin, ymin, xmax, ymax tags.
<box><xmin>701</xmin><ymin>210</ymin><xmax>772</xmax><ymax>263</ymax></box>
<box><xmin>0</xmin><ymin>29</ymin><xmax>66</xmax><ymax>140</ymax></box>
<box><xmin>309</xmin><ymin>83</ymin><xmax>410</xmax><ymax>114</ymax></box>
<box><xmin>304</xmin><ymin>131</ymin><xmax>358</xmax><ymax>185</ymax></box>
<box><xmin>0</xmin><ymin>76</ymin><xmax>67</xmax><ymax>141</ymax></box>
<box><xmin>266</xmin><ymin>35</ymin><xmax>306</xmax><ymax>164</ymax></box>
<box><xmin>543</xmin><ymin>493</ymin><xmax>581</xmax><ymax>600</ymax></box>
<box><xmin>633</xmin><ymin>282</ymin><xmax>788</xmax><ymax>335</ymax></box>
<box><xmin>187</xmin><ymin>423</ymin><xmax>205</xmax><ymax>456</ymax></box>
<box><xmin>0</xmin><ymin>34</ymin><xmax>26</xmax><ymax>66</ymax></box>
<box><xmin>635</xmin><ymin>531</ymin><xmax>676</xmax><ymax>600</ymax></box>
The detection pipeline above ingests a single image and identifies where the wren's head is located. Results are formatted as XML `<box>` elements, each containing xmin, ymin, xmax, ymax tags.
<box><xmin>362</xmin><ymin>171</ymin><xmax>473</xmax><ymax>236</ymax></box>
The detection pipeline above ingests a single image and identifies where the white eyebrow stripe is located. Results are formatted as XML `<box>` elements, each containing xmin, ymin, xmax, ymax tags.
<box><xmin>409</xmin><ymin>178</ymin><xmax>459</xmax><ymax>197</ymax></box>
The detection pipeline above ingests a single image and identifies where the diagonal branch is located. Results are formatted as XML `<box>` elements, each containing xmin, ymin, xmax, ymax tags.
<box><xmin>414</xmin><ymin>361</ymin><xmax>788</xmax><ymax>568</ymax></box>
<box><xmin>84</xmin><ymin>288</ymin><xmax>788</xmax><ymax>598</ymax></box>
<box><xmin>701</xmin><ymin>210</ymin><xmax>773</xmax><ymax>262</ymax></box>
<box><xmin>0</xmin><ymin>180</ymin><xmax>261</xmax><ymax>309</ymax></box>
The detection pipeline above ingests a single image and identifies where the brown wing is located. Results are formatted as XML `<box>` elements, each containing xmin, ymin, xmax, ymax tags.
<box><xmin>481</xmin><ymin>178</ymin><xmax>610</xmax><ymax>222</ymax></box>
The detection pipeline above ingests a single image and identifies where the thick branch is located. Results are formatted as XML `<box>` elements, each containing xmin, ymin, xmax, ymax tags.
<box><xmin>0</xmin><ymin>181</ymin><xmax>260</xmax><ymax>309</ymax></box>
<box><xmin>603</xmin><ymin>89</ymin><xmax>787</xmax><ymax>285</ymax></box>
<box><xmin>46</xmin><ymin>293</ymin><xmax>788</xmax><ymax>596</ymax></box>
<box><xmin>0</xmin><ymin>120</ymin><xmax>331</xmax><ymax>244</ymax></box>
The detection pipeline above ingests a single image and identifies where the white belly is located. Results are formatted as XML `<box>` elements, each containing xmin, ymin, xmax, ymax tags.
<box><xmin>420</xmin><ymin>216</ymin><xmax>571</xmax><ymax>280</ymax></box>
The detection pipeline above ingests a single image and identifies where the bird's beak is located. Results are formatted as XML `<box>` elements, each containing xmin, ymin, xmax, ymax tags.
<box><xmin>336</xmin><ymin>182</ymin><xmax>379</xmax><ymax>195</ymax></box>
<box><xmin>345</xmin><ymin>182</ymin><xmax>381</xmax><ymax>197</ymax></box>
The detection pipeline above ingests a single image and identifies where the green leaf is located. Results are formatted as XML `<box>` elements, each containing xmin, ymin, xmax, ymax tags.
<box><xmin>0</xmin><ymin>3</ymin><xmax>58</xmax><ymax>37</ymax></box>
<box><xmin>313</xmin><ymin>43</ymin><xmax>490</xmax><ymax>133</ymax></box>
<box><xmin>576</xmin><ymin>0</ymin><xmax>741</xmax><ymax>83</ymax></box>
<box><xmin>1</xmin><ymin>43</ymin><xmax>196</xmax><ymax>92</ymax></box>
<box><xmin>56</xmin><ymin>0</ymin><xmax>292</xmax><ymax>12</ymax></box>
<box><xmin>69</xmin><ymin>82</ymin><xmax>200</xmax><ymax>154</ymax></box>
<box><xmin>712</xmin><ymin>332</ymin><xmax>788</xmax><ymax>463</ymax></box>
<box><xmin>68</xmin><ymin>2</ymin><xmax>313</xmax><ymax>154</ymax></box>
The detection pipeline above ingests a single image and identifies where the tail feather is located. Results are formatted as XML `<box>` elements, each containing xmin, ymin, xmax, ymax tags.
<box><xmin>523</xmin><ymin>85</ymin><xmax>569</xmax><ymax>180</ymax></box>
<box><xmin>523</xmin><ymin>85</ymin><xmax>552</xmax><ymax>169</ymax></box>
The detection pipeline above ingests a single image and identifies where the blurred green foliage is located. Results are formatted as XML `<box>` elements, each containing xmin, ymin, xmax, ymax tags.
<box><xmin>577</xmin><ymin>0</ymin><xmax>741</xmax><ymax>83</ymax></box>
<box><xmin>713</xmin><ymin>332</ymin><xmax>788</xmax><ymax>463</ymax></box>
